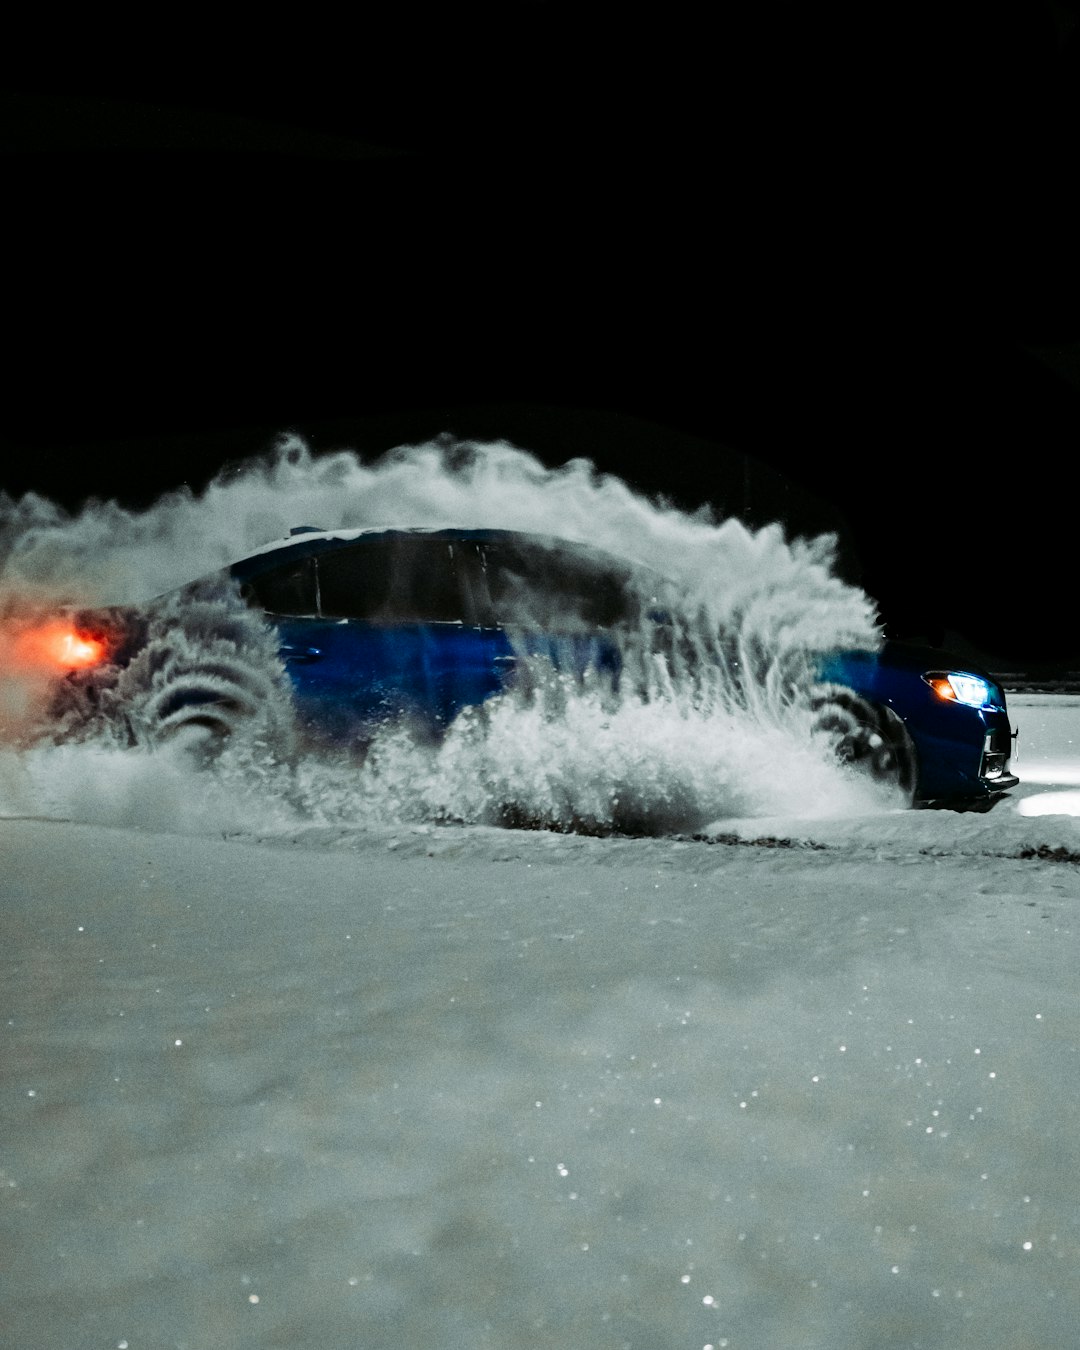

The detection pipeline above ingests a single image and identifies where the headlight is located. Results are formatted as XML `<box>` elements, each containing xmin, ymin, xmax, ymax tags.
<box><xmin>922</xmin><ymin>671</ymin><xmax>992</xmax><ymax>708</ymax></box>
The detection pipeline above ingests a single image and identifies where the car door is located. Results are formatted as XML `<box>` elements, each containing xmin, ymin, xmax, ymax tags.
<box><xmin>474</xmin><ymin>535</ymin><xmax>626</xmax><ymax>684</ymax></box>
<box><xmin>245</xmin><ymin>536</ymin><xmax>516</xmax><ymax>744</ymax></box>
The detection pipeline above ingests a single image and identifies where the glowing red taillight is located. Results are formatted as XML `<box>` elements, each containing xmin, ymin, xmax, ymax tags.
<box><xmin>53</xmin><ymin>630</ymin><xmax>106</xmax><ymax>668</ymax></box>
<box><xmin>13</xmin><ymin>623</ymin><xmax>108</xmax><ymax>670</ymax></box>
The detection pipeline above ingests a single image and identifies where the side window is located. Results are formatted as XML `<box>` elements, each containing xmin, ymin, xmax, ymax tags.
<box><xmin>316</xmin><ymin>537</ymin><xmax>476</xmax><ymax>623</ymax></box>
<box><xmin>478</xmin><ymin>539</ymin><xmax>633</xmax><ymax>629</ymax></box>
<box><xmin>240</xmin><ymin>556</ymin><xmax>318</xmax><ymax>615</ymax></box>
<box><xmin>315</xmin><ymin>542</ymin><xmax>391</xmax><ymax>620</ymax></box>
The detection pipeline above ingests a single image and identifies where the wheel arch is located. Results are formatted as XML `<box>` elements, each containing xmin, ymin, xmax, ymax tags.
<box><xmin>808</xmin><ymin>683</ymin><xmax>919</xmax><ymax>805</ymax></box>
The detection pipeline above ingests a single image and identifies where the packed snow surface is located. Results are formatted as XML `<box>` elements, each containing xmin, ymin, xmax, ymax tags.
<box><xmin>2</xmin><ymin>730</ymin><xmax>1079</xmax><ymax>1350</ymax></box>
<box><xmin>3</xmin><ymin>441</ymin><xmax>1079</xmax><ymax>1347</ymax></box>
<box><xmin>4</xmin><ymin>718</ymin><xmax>1080</xmax><ymax>1350</ymax></box>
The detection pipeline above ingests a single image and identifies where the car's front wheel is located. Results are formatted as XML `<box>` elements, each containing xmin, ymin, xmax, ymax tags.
<box><xmin>808</xmin><ymin>685</ymin><xmax>917</xmax><ymax>804</ymax></box>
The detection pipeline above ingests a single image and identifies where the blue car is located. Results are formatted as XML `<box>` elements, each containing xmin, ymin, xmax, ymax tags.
<box><xmin>44</xmin><ymin>526</ymin><xmax>1017</xmax><ymax>809</ymax></box>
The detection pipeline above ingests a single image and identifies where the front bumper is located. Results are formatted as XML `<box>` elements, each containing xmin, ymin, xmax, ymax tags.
<box><xmin>911</xmin><ymin>707</ymin><xmax>1019</xmax><ymax>805</ymax></box>
<box><xmin>978</xmin><ymin>722</ymin><xmax>1019</xmax><ymax>793</ymax></box>
<box><xmin>979</xmin><ymin>749</ymin><xmax>1018</xmax><ymax>792</ymax></box>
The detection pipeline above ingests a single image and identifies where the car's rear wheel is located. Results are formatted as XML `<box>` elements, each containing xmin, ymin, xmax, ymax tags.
<box><xmin>809</xmin><ymin>684</ymin><xmax>917</xmax><ymax>803</ymax></box>
<box><xmin>115</xmin><ymin>585</ymin><xmax>296</xmax><ymax>760</ymax></box>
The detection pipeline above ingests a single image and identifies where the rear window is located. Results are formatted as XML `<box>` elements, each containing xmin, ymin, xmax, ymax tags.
<box><xmin>240</xmin><ymin>557</ymin><xmax>318</xmax><ymax>616</ymax></box>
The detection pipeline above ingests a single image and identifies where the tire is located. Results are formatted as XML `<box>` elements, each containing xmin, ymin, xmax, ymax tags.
<box><xmin>809</xmin><ymin>684</ymin><xmax>917</xmax><ymax>803</ymax></box>
<box><xmin>114</xmin><ymin>583</ymin><xmax>296</xmax><ymax>760</ymax></box>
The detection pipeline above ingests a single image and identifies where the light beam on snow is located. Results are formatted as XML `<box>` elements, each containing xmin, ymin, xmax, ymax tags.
<box><xmin>1013</xmin><ymin>761</ymin><xmax>1080</xmax><ymax>786</ymax></box>
<box><xmin>1018</xmin><ymin>790</ymin><xmax>1080</xmax><ymax>817</ymax></box>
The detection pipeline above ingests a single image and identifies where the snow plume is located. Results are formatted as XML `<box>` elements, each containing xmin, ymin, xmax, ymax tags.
<box><xmin>0</xmin><ymin>435</ymin><xmax>885</xmax><ymax>833</ymax></box>
<box><xmin>0</xmin><ymin>435</ymin><xmax>878</xmax><ymax>644</ymax></box>
<box><xmin>3</xmin><ymin>679</ymin><xmax>887</xmax><ymax>838</ymax></box>
<box><xmin>366</xmin><ymin>675</ymin><xmax>884</xmax><ymax>832</ymax></box>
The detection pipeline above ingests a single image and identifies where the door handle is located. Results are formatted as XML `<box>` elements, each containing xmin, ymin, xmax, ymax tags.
<box><xmin>281</xmin><ymin>644</ymin><xmax>323</xmax><ymax>664</ymax></box>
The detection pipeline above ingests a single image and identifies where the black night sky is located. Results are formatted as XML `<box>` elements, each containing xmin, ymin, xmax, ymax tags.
<box><xmin>4</xmin><ymin>6</ymin><xmax>1079</xmax><ymax>669</ymax></box>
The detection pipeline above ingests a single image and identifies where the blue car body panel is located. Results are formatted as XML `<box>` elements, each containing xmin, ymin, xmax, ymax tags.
<box><xmin>274</xmin><ymin>619</ymin><xmax>618</xmax><ymax>743</ymax></box>
<box><xmin>219</xmin><ymin>527</ymin><xmax>1017</xmax><ymax>805</ymax></box>
<box><xmin>275</xmin><ymin>617</ymin><xmax>514</xmax><ymax>738</ymax></box>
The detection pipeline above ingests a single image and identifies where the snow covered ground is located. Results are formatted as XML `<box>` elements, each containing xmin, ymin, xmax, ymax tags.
<box><xmin>3</xmin><ymin>693</ymin><xmax>1080</xmax><ymax>1350</ymax></box>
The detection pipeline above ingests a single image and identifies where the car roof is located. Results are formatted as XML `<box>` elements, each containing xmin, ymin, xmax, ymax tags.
<box><xmin>229</xmin><ymin>526</ymin><xmax>647</xmax><ymax>581</ymax></box>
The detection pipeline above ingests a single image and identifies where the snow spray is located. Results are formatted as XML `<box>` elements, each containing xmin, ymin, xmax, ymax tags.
<box><xmin>0</xmin><ymin>436</ymin><xmax>887</xmax><ymax>833</ymax></box>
